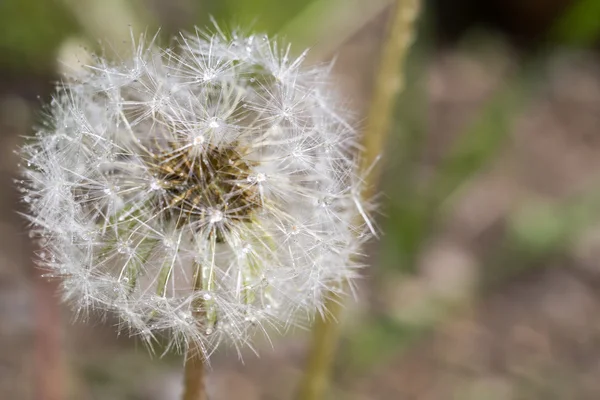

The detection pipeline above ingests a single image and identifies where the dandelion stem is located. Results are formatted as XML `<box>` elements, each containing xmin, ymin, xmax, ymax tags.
<box><xmin>182</xmin><ymin>344</ymin><xmax>208</xmax><ymax>400</ymax></box>
<box><xmin>297</xmin><ymin>1</ymin><xmax>422</xmax><ymax>399</ymax></box>
<box><xmin>182</xmin><ymin>261</ymin><xmax>208</xmax><ymax>400</ymax></box>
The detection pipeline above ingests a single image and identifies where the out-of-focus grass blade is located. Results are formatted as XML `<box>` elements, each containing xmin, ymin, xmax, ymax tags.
<box><xmin>428</xmin><ymin>81</ymin><xmax>522</xmax><ymax>208</ymax></box>
<box><xmin>379</xmin><ymin>8</ymin><xmax>433</xmax><ymax>274</ymax></box>
<box><xmin>278</xmin><ymin>0</ymin><xmax>393</xmax><ymax>59</ymax></box>
<box><xmin>383</xmin><ymin>65</ymin><xmax>526</xmax><ymax>274</ymax></box>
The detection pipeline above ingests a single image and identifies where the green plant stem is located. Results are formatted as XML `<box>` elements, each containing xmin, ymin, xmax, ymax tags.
<box><xmin>296</xmin><ymin>293</ymin><xmax>344</xmax><ymax>400</ymax></box>
<box><xmin>361</xmin><ymin>0</ymin><xmax>421</xmax><ymax>179</ymax></box>
<box><xmin>296</xmin><ymin>1</ymin><xmax>421</xmax><ymax>399</ymax></box>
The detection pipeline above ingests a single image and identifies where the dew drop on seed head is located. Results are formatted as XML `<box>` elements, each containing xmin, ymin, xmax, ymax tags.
<box><xmin>163</xmin><ymin>237</ymin><xmax>175</xmax><ymax>249</ymax></box>
<box><xmin>178</xmin><ymin>311</ymin><xmax>192</xmax><ymax>322</ymax></box>
<box><xmin>208</xmin><ymin>118</ymin><xmax>220</xmax><ymax>129</ymax></box>
<box><xmin>193</xmin><ymin>135</ymin><xmax>205</xmax><ymax>146</ymax></box>
<box><xmin>117</xmin><ymin>239</ymin><xmax>133</xmax><ymax>254</ymax></box>
<box><xmin>320</xmin><ymin>196</ymin><xmax>333</xmax><ymax>207</ymax></box>
<box><xmin>149</xmin><ymin>179</ymin><xmax>162</xmax><ymax>191</ymax></box>
<box><xmin>208</xmin><ymin>209</ymin><xmax>223</xmax><ymax>223</ymax></box>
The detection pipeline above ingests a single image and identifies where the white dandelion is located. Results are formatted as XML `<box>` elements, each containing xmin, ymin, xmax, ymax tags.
<box><xmin>19</xmin><ymin>28</ymin><xmax>372</xmax><ymax>359</ymax></box>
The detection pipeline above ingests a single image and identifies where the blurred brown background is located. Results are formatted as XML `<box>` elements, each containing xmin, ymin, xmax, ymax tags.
<box><xmin>3</xmin><ymin>0</ymin><xmax>600</xmax><ymax>399</ymax></box>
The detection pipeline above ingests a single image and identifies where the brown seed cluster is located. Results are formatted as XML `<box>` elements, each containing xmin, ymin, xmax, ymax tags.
<box><xmin>148</xmin><ymin>143</ymin><xmax>260</xmax><ymax>227</ymax></box>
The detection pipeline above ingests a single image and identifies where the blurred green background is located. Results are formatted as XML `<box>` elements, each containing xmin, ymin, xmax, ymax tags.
<box><xmin>3</xmin><ymin>0</ymin><xmax>600</xmax><ymax>399</ymax></box>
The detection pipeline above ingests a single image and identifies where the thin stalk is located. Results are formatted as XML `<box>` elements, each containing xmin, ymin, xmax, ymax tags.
<box><xmin>34</xmin><ymin>276</ymin><xmax>65</xmax><ymax>400</ymax></box>
<box><xmin>296</xmin><ymin>1</ymin><xmax>422</xmax><ymax>399</ymax></box>
<box><xmin>296</xmin><ymin>293</ymin><xmax>344</xmax><ymax>400</ymax></box>
<box><xmin>182</xmin><ymin>342</ymin><xmax>208</xmax><ymax>400</ymax></box>
<box><xmin>182</xmin><ymin>260</ymin><xmax>208</xmax><ymax>400</ymax></box>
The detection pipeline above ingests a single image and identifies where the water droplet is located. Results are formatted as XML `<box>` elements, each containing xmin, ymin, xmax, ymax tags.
<box><xmin>178</xmin><ymin>311</ymin><xmax>192</xmax><ymax>322</ymax></box>
<box><xmin>117</xmin><ymin>239</ymin><xmax>133</xmax><ymax>254</ymax></box>
<box><xmin>163</xmin><ymin>237</ymin><xmax>175</xmax><ymax>249</ymax></box>
<box><xmin>82</xmin><ymin>230</ymin><xmax>95</xmax><ymax>241</ymax></box>
<box><xmin>149</xmin><ymin>179</ymin><xmax>163</xmax><ymax>191</ymax></box>
<box><xmin>248</xmin><ymin>173</ymin><xmax>267</xmax><ymax>184</ymax></box>
<box><xmin>193</xmin><ymin>135</ymin><xmax>205</xmax><ymax>146</ymax></box>
<box><xmin>23</xmin><ymin>195</ymin><xmax>31</xmax><ymax>203</ymax></box>
<box><xmin>320</xmin><ymin>196</ymin><xmax>333</xmax><ymax>207</ymax></box>
<box><xmin>202</xmin><ymin>293</ymin><xmax>212</xmax><ymax>301</ymax></box>
<box><xmin>208</xmin><ymin>118</ymin><xmax>220</xmax><ymax>129</ymax></box>
<box><xmin>208</xmin><ymin>209</ymin><xmax>223</xmax><ymax>223</ymax></box>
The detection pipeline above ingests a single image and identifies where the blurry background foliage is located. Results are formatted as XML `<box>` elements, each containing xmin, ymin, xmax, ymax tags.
<box><xmin>0</xmin><ymin>0</ymin><xmax>79</xmax><ymax>72</ymax></box>
<box><xmin>3</xmin><ymin>0</ymin><xmax>600</xmax><ymax>398</ymax></box>
<box><xmin>2</xmin><ymin>0</ymin><xmax>600</xmax><ymax>366</ymax></box>
<box><xmin>3</xmin><ymin>0</ymin><xmax>600</xmax><ymax>73</ymax></box>
<box><xmin>0</xmin><ymin>0</ymin><xmax>317</xmax><ymax>72</ymax></box>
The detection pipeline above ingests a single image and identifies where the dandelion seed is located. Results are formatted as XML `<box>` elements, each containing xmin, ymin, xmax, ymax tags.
<box><xmin>19</xmin><ymin>28</ymin><xmax>373</xmax><ymax>359</ymax></box>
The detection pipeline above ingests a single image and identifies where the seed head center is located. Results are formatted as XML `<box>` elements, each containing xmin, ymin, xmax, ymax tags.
<box><xmin>149</xmin><ymin>143</ymin><xmax>259</xmax><ymax>226</ymax></box>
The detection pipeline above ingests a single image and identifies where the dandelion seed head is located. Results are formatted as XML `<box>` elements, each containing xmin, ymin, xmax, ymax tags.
<box><xmin>19</xmin><ymin>28</ymin><xmax>373</xmax><ymax>359</ymax></box>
